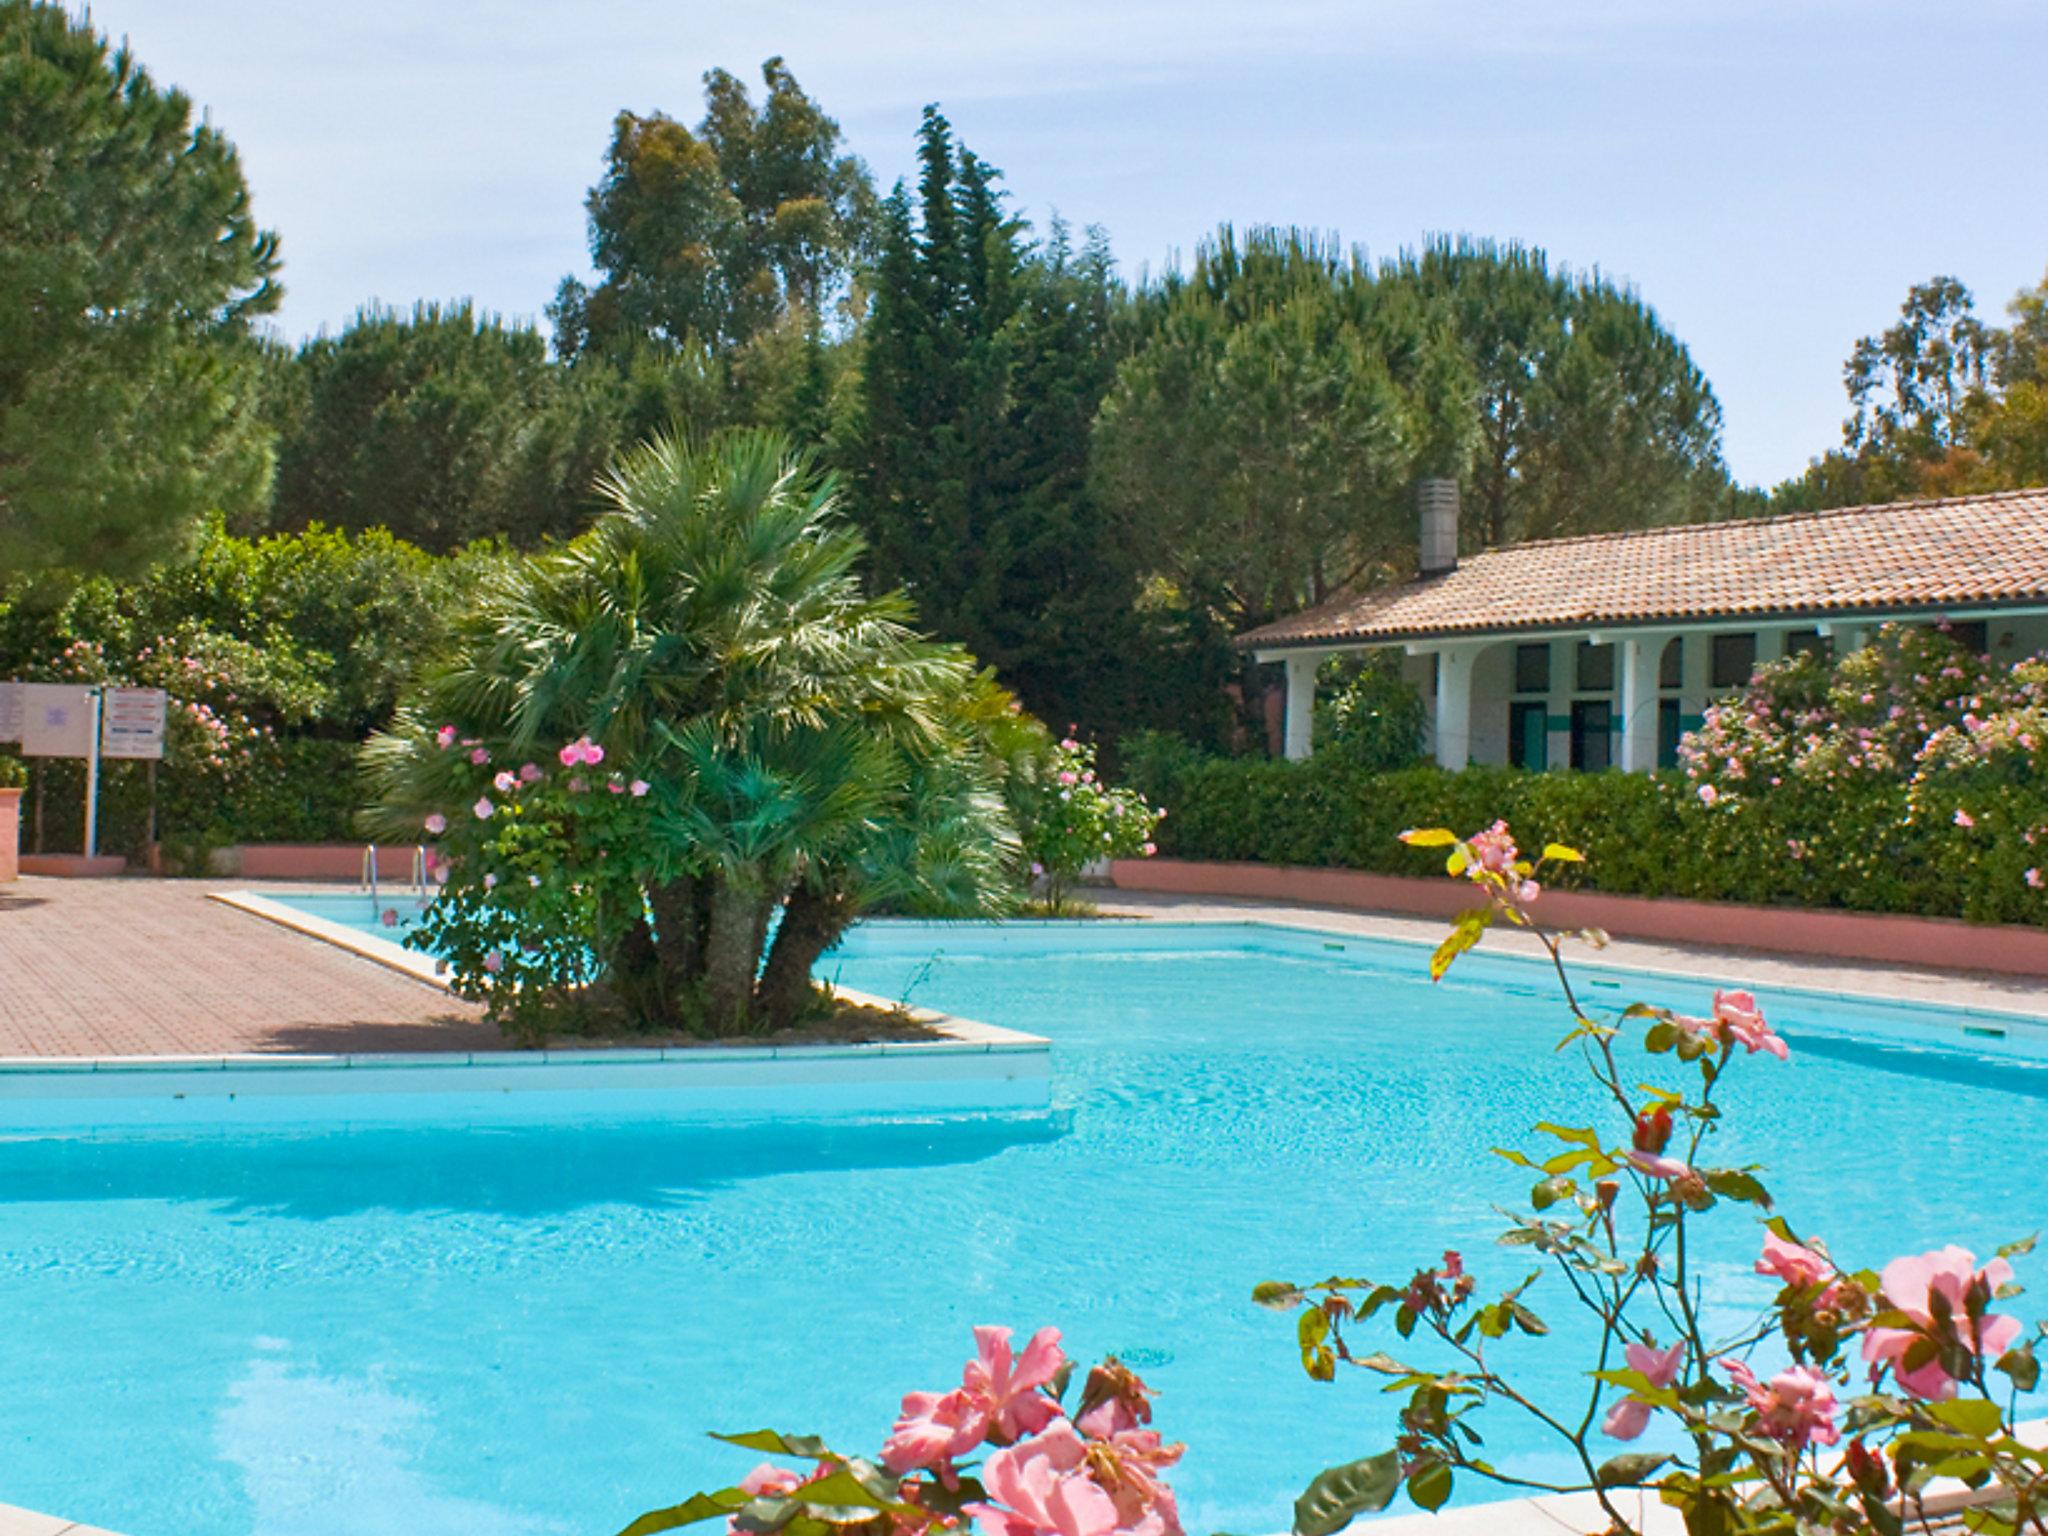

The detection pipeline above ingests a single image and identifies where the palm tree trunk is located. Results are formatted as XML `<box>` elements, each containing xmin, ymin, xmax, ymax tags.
<box><xmin>756</xmin><ymin>884</ymin><xmax>855</xmax><ymax>1029</ymax></box>
<box><xmin>700</xmin><ymin>878</ymin><xmax>769</xmax><ymax>1037</ymax></box>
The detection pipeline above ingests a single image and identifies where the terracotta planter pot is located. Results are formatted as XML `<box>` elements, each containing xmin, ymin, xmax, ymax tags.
<box><xmin>0</xmin><ymin>787</ymin><xmax>19</xmax><ymax>882</ymax></box>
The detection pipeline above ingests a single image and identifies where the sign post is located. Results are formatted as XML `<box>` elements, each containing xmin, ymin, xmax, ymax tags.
<box><xmin>97</xmin><ymin>686</ymin><xmax>168</xmax><ymax>859</ymax></box>
<box><xmin>7</xmin><ymin>681</ymin><xmax>168</xmax><ymax>862</ymax></box>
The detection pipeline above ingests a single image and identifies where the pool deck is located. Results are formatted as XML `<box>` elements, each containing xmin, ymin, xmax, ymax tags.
<box><xmin>0</xmin><ymin>876</ymin><xmax>494</xmax><ymax>1057</ymax></box>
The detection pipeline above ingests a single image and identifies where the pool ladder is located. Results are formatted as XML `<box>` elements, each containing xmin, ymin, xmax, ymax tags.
<box><xmin>360</xmin><ymin>843</ymin><xmax>433</xmax><ymax>909</ymax></box>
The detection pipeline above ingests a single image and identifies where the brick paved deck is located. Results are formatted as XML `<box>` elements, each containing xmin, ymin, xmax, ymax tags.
<box><xmin>0</xmin><ymin>877</ymin><xmax>494</xmax><ymax>1057</ymax></box>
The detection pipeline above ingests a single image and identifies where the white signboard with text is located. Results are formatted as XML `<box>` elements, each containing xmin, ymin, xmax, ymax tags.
<box><xmin>101</xmin><ymin>686</ymin><xmax>168</xmax><ymax>760</ymax></box>
<box><xmin>19</xmin><ymin>683</ymin><xmax>97</xmax><ymax>759</ymax></box>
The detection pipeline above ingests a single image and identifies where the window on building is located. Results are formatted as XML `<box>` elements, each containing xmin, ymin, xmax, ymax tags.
<box><xmin>1658</xmin><ymin>637</ymin><xmax>1683</xmax><ymax>691</ymax></box>
<box><xmin>1514</xmin><ymin>643</ymin><xmax>1550</xmax><ymax>695</ymax></box>
<box><xmin>1508</xmin><ymin>701</ymin><xmax>1548</xmax><ymax>770</ymax></box>
<box><xmin>1657</xmin><ymin>698</ymin><xmax>1683</xmax><ymax>768</ymax></box>
<box><xmin>1785</xmin><ymin>628</ymin><xmax>1828</xmax><ymax>661</ymax></box>
<box><xmin>1710</xmin><ymin>632</ymin><xmax>1758</xmax><ymax>689</ymax></box>
<box><xmin>1570</xmin><ymin>699</ymin><xmax>1613</xmax><ymax>771</ymax></box>
<box><xmin>1575</xmin><ymin>641</ymin><xmax>1614</xmax><ymax>693</ymax></box>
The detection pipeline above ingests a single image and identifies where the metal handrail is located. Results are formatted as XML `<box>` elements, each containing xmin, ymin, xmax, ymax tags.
<box><xmin>413</xmin><ymin>843</ymin><xmax>430</xmax><ymax>906</ymax></box>
<box><xmin>362</xmin><ymin>843</ymin><xmax>379</xmax><ymax>905</ymax></box>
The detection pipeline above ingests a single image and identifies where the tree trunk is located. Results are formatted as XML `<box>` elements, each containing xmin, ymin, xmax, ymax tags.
<box><xmin>699</xmin><ymin>878</ymin><xmax>770</xmax><ymax>1037</ymax></box>
<box><xmin>607</xmin><ymin>908</ymin><xmax>669</xmax><ymax>1027</ymax></box>
<box><xmin>646</xmin><ymin>873</ymin><xmax>711</xmax><ymax>1017</ymax></box>
<box><xmin>756</xmin><ymin>884</ymin><xmax>856</xmax><ymax>1030</ymax></box>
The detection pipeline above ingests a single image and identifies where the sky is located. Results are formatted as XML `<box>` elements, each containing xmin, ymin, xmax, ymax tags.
<box><xmin>77</xmin><ymin>0</ymin><xmax>2048</xmax><ymax>489</ymax></box>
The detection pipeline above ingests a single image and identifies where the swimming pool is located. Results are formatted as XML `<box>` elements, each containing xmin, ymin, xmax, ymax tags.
<box><xmin>1</xmin><ymin>915</ymin><xmax>2043</xmax><ymax>1535</ymax></box>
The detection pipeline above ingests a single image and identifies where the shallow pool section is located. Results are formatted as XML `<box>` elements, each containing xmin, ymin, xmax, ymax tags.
<box><xmin>1</xmin><ymin>919</ymin><xmax>2043</xmax><ymax>1536</ymax></box>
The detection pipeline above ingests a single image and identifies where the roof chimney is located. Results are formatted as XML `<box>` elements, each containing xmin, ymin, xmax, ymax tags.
<box><xmin>1417</xmin><ymin>479</ymin><xmax>1459</xmax><ymax>576</ymax></box>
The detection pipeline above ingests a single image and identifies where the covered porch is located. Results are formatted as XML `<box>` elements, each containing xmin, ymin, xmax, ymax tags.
<box><xmin>1259</xmin><ymin>608</ymin><xmax>2048</xmax><ymax>769</ymax></box>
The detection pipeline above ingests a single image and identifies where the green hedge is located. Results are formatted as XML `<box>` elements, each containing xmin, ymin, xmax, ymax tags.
<box><xmin>1143</xmin><ymin>756</ymin><xmax>2048</xmax><ymax>928</ymax></box>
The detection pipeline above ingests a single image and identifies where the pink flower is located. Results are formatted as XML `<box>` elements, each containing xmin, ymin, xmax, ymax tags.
<box><xmin>1698</xmin><ymin>784</ymin><xmax>1719</xmax><ymax>805</ymax></box>
<box><xmin>469</xmin><ymin>747</ymin><xmax>491</xmax><ymax>765</ymax></box>
<box><xmin>607</xmin><ymin>781</ymin><xmax>625</xmax><ymax>795</ymax></box>
<box><xmin>965</xmin><ymin>1326</ymin><xmax>1067</xmax><ymax>1444</ymax></box>
<box><xmin>969</xmin><ymin>1419</ymin><xmax>1180</xmax><ymax>1536</ymax></box>
<box><xmin>558</xmin><ymin>736</ymin><xmax>605</xmax><ymax>767</ymax></box>
<box><xmin>1862</xmin><ymin>1246</ymin><xmax>2021</xmax><ymax>1399</ymax></box>
<box><xmin>494</xmin><ymin>770</ymin><xmax>518</xmax><ymax>793</ymax></box>
<box><xmin>882</xmin><ymin>1327</ymin><xmax>1067</xmax><ymax>1473</ymax></box>
<box><xmin>473</xmin><ymin>797</ymin><xmax>495</xmax><ymax>820</ymax></box>
<box><xmin>1757</xmin><ymin>1231</ymin><xmax>1833</xmax><ymax>1289</ymax></box>
<box><xmin>1058</xmin><ymin>771</ymin><xmax>1079</xmax><ymax>786</ymax></box>
<box><xmin>379</xmin><ymin>908</ymin><xmax>399</xmax><ymax>928</ymax></box>
<box><xmin>483</xmin><ymin>873</ymin><xmax>498</xmax><ymax>890</ymax></box>
<box><xmin>2029</xmin><ymin>869</ymin><xmax>2044</xmax><ymax>890</ymax></box>
<box><xmin>1466</xmin><ymin>819</ymin><xmax>1518</xmax><ymax>876</ymax></box>
<box><xmin>435</xmin><ymin>725</ymin><xmax>458</xmax><ymax>748</ymax></box>
<box><xmin>1955</xmin><ymin>807</ymin><xmax>1976</xmax><ymax>829</ymax></box>
<box><xmin>423</xmin><ymin>813</ymin><xmax>447</xmax><ymax>835</ymax></box>
<box><xmin>567</xmin><ymin>776</ymin><xmax>587</xmax><ymax>793</ymax></box>
<box><xmin>1724</xmin><ymin>1360</ymin><xmax>1840</xmax><ymax>1449</ymax></box>
<box><xmin>481</xmin><ymin>950</ymin><xmax>504</xmax><ymax>974</ymax></box>
<box><xmin>519</xmin><ymin>762</ymin><xmax>544</xmax><ymax>784</ymax></box>
<box><xmin>1141</xmin><ymin>843</ymin><xmax>1157</xmax><ymax>857</ymax></box>
<box><xmin>1714</xmin><ymin>989</ymin><xmax>1787</xmax><ymax>1060</ymax></box>
<box><xmin>630</xmin><ymin>779</ymin><xmax>651</xmax><ymax>797</ymax></box>
<box><xmin>1604</xmin><ymin>1336</ymin><xmax>1684</xmax><ymax>1440</ymax></box>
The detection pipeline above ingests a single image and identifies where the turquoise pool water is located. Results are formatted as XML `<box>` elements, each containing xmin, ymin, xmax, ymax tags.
<box><xmin>2</xmin><ymin>910</ymin><xmax>2045</xmax><ymax>1536</ymax></box>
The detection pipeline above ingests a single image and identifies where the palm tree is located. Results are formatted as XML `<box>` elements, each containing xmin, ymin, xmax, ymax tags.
<box><xmin>363</xmin><ymin>428</ymin><xmax>1018</xmax><ymax>1037</ymax></box>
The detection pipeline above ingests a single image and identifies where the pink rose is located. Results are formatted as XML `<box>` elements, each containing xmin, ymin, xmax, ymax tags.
<box><xmin>481</xmin><ymin>950</ymin><xmax>504</xmax><ymax>974</ymax></box>
<box><xmin>630</xmin><ymin>779</ymin><xmax>651</xmax><ymax>797</ymax></box>
<box><xmin>1698</xmin><ymin>783</ymin><xmax>1719</xmax><ymax>805</ymax></box>
<box><xmin>423</xmin><ymin>812</ymin><xmax>447</xmax><ymax>835</ymax></box>
<box><xmin>493</xmin><ymin>771</ymin><xmax>518</xmax><ymax>793</ymax></box>
<box><xmin>469</xmin><ymin>747</ymin><xmax>490</xmax><ymax>765</ymax></box>
<box><xmin>1714</xmin><ymin>989</ymin><xmax>1787</xmax><ymax>1060</ymax></box>
<box><xmin>1863</xmin><ymin>1246</ymin><xmax>2021</xmax><ymax>1399</ymax></box>
<box><xmin>483</xmin><ymin>873</ymin><xmax>498</xmax><ymax>890</ymax></box>
<box><xmin>1625</xmin><ymin>1150</ymin><xmax>1692</xmax><ymax>1182</ymax></box>
<box><xmin>2029</xmin><ymin>868</ymin><xmax>2044</xmax><ymax>890</ymax></box>
<box><xmin>473</xmin><ymin>797</ymin><xmax>495</xmax><ymax>820</ymax></box>
<box><xmin>519</xmin><ymin>762</ymin><xmax>543</xmax><ymax>783</ymax></box>
<box><xmin>882</xmin><ymin>1326</ymin><xmax>1067</xmax><ymax>1474</ymax></box>
<box><xmin>1603</xmin><ymin>1336</ymin><xmax>1684</xmax><ymax>1440</ymax></box>
<box><xmin>434</xmin><ymin>725</ymin><xmax>457</xmax><ymax>748</ymax></box>
<box><xmin>1955</xmin><ymin>807</ymin><xmax>1975</xmax><ymax>829</ymax></box>
<box><xmin>558</xmin><ymin>736</ymin><xmax>605</xmax><ymax>767</ymax></box>
<box><xmin>379</xmin><ymin>908</ymin><xmax>399</xmax><ymax>928</ymax></box>
<box><xmin>1724</xmin><ymin>1360</ymin><xmax>1839</xmax><ymax>1449</ymax></box>
<box><xmin>967</xmin><ymin>1422</ymin><xmax>1127</xmax><ymax>1536</ymax></box>
<box><xmin>1756</xmin><ymin>1230</ymin><xmax>1833</xmax><ymax>1289</ymax></box>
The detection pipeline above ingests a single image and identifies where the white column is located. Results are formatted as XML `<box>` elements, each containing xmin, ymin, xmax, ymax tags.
<box><xmin>1756</xmin><ymin>628</ymin><xmax>1785</xmax><ymax>665</ymax></box>
<box><xmin>1836</xmin><ymin>623</ymin><xmax>1869</xmax><ymax>656</ymax></box>
<box><xmin>1618</xmin><ymin>635</ymin><xmax>1660</xmax><ymax>773</ymax></box>
<box><xmin>1433</xmin><ymin>646</ymin><xmax>1476</xmax><ymax>769</ymax></box>
<box><xmin>1282</xmin><ymin>652</ymin><xmax>1318</xmax><ymax>761</ymax></box>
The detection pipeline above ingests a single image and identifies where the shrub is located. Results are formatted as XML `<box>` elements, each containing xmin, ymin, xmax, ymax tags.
<box><xmin>1014</xmin><ymin>735</ymin><xmax>1160</xmax><ymax>910</ymax></box>
<box><xmin>1313</xmin><ymin>652</ymin><xmax>1425</xmax><ymax>773</ymax></box>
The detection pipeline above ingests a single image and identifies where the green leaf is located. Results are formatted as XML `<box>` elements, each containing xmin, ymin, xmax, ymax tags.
<box><xmin>1429</xmin><ymin>910</ymin><xmax>1490</xmax><ymax>981</ymax></box>
<box><xmin>617</xmin><ymin>1490</ymin><xmax>751</xmax><ymax>1536</ymax></box>
<box><xmin>1299</xmin><ymin>1308</ymin><xmax>1331</xmax><ymax>1349</ymax></box>
<box><xmin>1927</xmin><ymin>1397</ymin><xmax>2005</xmax><ymax>1438</ymax></box>
<box><xmin>1596</xmin><ymin>1453</ymin><xmax>1670</xmax><ymax>1488</ymax></box>
<box><xmin>1996</xmin><ymin>1234</ymin><xmax>2038</xmax><ymax>1260</ymax></box>
<box><xmin>712</xmin><ymin>1430</ymin><xmax>836</xmax><ymax>1460</ymax></box>
<box><xmin>1701</xmin><ymin>1169</ymin><xmax>1772</xmax><ymax>1208</ymax></box>
<box><xmin>1254</xmin><ymin>1281</ymin><xmax>1307</xmax><ymax>1310</ymax></box>
<box><xmin>1293</xmin><ymin>1453</ymin><xmax>1403</xmax><ymax>1536</ymax></box>
<box><xmin>1407</xmin><ymin>1460</ymin><xmax>1454</xmax><ymax>1511</ymax></box>
<box><xmin>1995</xmin><ymin>1343</ymin><xmax>2039</xmax><ymax>1393</ymax></box>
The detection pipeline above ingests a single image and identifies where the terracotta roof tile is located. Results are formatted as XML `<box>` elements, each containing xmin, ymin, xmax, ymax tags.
<box><xmin>1237</xmin><ymin>487</ymin><xmax>2048</xmax><ymax>650</ymax></box>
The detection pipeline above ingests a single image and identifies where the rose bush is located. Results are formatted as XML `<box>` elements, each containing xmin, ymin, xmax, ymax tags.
<box><xmin>618</xmin><ymin>1327</ymin><xmax>1183</xmax><ymax>1536</ymax></box>
<box><xmin>1017</xmin><ymin>735</ymin><xmax>1161</xmax><ymax>912</ymax></box>
<box><xmin>1255</xmin><ymin>820</ymin><xmax>2047</xmax><ymax>1536</ymax></box>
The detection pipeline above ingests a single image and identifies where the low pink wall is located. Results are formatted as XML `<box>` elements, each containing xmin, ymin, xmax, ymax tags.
<box><xmin>227</xmin><ymin>843</ymin><xmax>423</xmax><ymax>881</ymax></box>
<box><xmin>1110</xmin><ymin>858</ymin><xmax>2048</xmax><ymax>979</ymax></box>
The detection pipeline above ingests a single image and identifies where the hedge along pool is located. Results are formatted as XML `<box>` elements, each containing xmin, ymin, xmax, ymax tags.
<box><xmin>1</xmin><ymin>915</ymin><xmax>2045</xmax><ymax>1536</ymax></box>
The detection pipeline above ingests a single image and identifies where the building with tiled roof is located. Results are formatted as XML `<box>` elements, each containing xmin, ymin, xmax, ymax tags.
<box><xmin>1238</xmin><ymin>483</ymin><xmax>2048</xmax><ymax>771</ymax></box>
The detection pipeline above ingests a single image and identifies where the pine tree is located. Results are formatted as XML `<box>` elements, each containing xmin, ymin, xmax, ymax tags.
<box><xmin>0</xmin><ymin>0</ymin><xmax>281</xmax><ymax>580</ymax></box>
